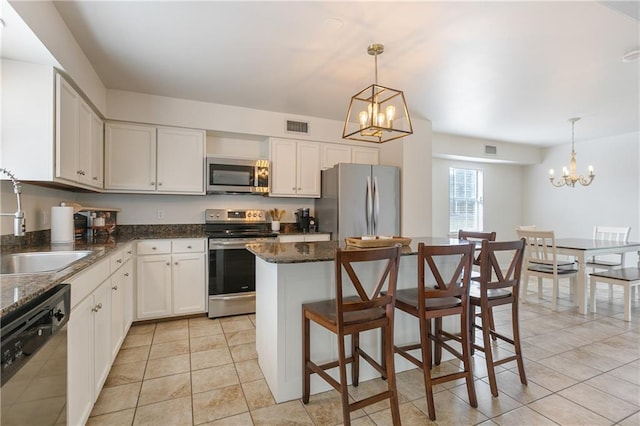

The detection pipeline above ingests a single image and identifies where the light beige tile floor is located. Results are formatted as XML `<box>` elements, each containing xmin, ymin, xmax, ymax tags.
<box><xmin>88</xmin><ymin>281</ymin><xmax>640</xmax><ymax>425</ymax></box>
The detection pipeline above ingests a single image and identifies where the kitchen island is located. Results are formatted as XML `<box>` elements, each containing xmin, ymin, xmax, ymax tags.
<box><xmin>247</xmin><ymin>237</ymin><xmax>470</xmax><ymax>403</ymax></box>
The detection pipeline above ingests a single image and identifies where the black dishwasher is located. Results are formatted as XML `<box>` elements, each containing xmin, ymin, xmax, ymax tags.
<box><xmin>1</xmin><ymin>284</ymin><xmax>70</xmax><ymax>425</ymax></box>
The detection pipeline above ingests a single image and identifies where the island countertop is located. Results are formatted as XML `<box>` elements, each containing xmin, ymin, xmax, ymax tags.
<box><xmin>246</xmin><ymin>236</ymin><xmax>469</xmax><ymax>264</ymax></box>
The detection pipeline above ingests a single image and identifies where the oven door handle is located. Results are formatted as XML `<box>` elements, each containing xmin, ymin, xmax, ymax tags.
<box><xmin>209</xmin><ymin>242</ymin><xmax>252</xmax><ymax>250</ymax></box>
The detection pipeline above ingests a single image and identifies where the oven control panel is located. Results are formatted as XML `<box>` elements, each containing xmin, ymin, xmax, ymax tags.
<box><xmin>206</xmin><ymin>209</ymin><xmax>267</xmax><ymax>223</ymax></box>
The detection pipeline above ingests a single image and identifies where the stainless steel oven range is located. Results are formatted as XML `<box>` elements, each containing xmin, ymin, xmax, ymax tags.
<box><xmin>206</xmin><ymin>208</ymin><xmax>277</xmax><ymax>318</ymax></box>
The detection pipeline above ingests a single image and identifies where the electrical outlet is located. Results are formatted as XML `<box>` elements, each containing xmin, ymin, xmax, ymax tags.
<box><xmin>157</xmin><ymin>210</ymin><xmax>165</xmax><ymax>220</ymax></box>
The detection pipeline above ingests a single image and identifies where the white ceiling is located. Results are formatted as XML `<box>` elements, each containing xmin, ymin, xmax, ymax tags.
<box><xmin>11</xmin><ymin>1</ymin><xmax>640</xmax><ymax>147</ymax></box>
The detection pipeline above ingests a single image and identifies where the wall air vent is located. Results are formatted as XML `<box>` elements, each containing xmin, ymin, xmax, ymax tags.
<box><xmin>485</xmin><ymin>145</ymin><xmax>497</xmax><ymax>155</ymax></box>
<box><xmin>285</xmin><ymin>120</ymin><xmax>309</xmax><ymax>134</ymax></box>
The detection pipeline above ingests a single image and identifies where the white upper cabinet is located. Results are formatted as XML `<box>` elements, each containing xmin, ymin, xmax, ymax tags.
<box><xmin>105</xmin><ymin>123</ymin><xmax>205</xmax><ymax>194</ymax></box>
<box><xmin>321</xmin><ymin>143</ymin><xmax>379</xmax><ymax>170</ymax></box>
<box><xmin>270</xmin><ymin>138</ymin><xmax>321</xmax><ymax>197</ymax></box>
<box><xmin>321</xmin><ymin>144</ymin><xmax>352</xmax><ymax>170</ymax></box>
<box><xmin>105</xmin><ymin>123</ymin><xmax>157</xmax><ymax>191</ymax></box>
<box><xmin>55</xmin><ymin>74</ymin><xmax>104</xmax><ymax>190</ymax></box>
<box><xmin>351</xmin><ymin>146</ymin><xmax>379</xmax><ymax>165</ymax></box>
<box><xmin>157</xmin><ymin>127</ymin><xmax>205</xmax><ymax>193</ymax></box>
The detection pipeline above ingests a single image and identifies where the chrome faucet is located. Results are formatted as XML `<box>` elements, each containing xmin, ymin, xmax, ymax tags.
<box><xmin>0</xmin><ymin>168</ymin><xmax>26</xmax><ymax>236</ymax></box>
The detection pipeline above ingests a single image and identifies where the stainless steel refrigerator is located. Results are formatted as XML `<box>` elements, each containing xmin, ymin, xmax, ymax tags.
<box><xmin>315</xmin><ymin>163</ymin><xmax>400</xmax><ymax>241</ymax></box>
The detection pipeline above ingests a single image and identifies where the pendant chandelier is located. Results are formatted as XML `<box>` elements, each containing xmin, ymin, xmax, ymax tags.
<box><xmin>549</xmin><ymin>117</ymin><xmax>595</xmax><ymax>187</ymax></box>
<box><xmin>342</xmin><ymin>44</ymin><xmax>413</xmax><ymax>143</ymax></box>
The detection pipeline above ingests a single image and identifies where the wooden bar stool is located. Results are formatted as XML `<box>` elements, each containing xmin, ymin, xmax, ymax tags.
<box><xmin>469</xmin><ymin>239</ymin><xmax>527</xmax><ymax>397</ymax></box>
<box><xmin>302</xmin><ymin>245</ymin><xmax>402</xmax><ymax>426</ymax></box>
<box><xmin>392</xmin><ymin>243</ymin><xmax>476</xmax><ymax>421</ymax></box>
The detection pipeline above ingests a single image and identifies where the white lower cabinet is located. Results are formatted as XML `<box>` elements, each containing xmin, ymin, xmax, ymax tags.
<box><xmin>67</xmin><ymin>244</ymin><xmax>133</xmax><ymax>426</ymax></box>
<box><xmin>136</xmin><ymin>238</ymin><xmax>206</xmax><ymax>320</ymax></box>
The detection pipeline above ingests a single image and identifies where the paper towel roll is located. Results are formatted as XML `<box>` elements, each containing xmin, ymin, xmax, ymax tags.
<box><xmin>51</xmin><ymin>205</ymin><xmax>74</xmax><ymax>244</ymax></box>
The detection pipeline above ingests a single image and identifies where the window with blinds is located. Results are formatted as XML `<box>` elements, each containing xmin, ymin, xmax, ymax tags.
<box><xmin>449</xmin><ymin>167</ymin><xmax>484</xmax><ymax>233</ymax></box>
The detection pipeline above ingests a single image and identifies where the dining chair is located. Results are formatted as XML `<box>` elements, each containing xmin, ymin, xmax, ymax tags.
<box><xmin>469</xmin><ymin>239</ymin><xmax>527</xmax><ymax>396</ymax></box>
<box><xmin>516</xmin><ymin>225</ymin><xmax>537</xmax><ymax>231</ymax></box>
<box><xmin>587</xmin><ymin>225</ymin><xmax>632</xmax><ymax>300</ymax></box>
<box><xmin>392</xmin><ymin>242</ymin><xmax>476</xmax><ymax>421</ymax></box>
<box><xmin>516</xmin><ymin>229</ymin><xmax>579</xmax><ymax>311</ymax></box>
<box><xmin>302</xmin><ymin>245</ymin><xmax>402</xmax><ymax>426</ymax></box>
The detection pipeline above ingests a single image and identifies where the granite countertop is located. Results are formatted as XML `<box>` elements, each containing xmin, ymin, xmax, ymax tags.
<box><xmin>247</xmin><ymin>236</ymin><xmax>468</xmax><ymax>264</ymax></box>
<box><xmin>1</xmin><ymin>227</ymin><xmax>207</xmax><ymax>318</ymax></box>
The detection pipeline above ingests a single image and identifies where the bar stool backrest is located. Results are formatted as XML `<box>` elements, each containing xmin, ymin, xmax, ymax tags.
<box><xmin>458</xmin><ymin>230</ymin><xmax>497</xmax><ymax>266</ymax></box>
<box><xmin>418</xmin><ymin>243</ymin><xmax>474</xmax><ymax>304</ymax></box>
<box><xmin>478</xmin><ymin>239</ymin><xmax>526</xmax><ymax>296</ymax></box>
<box><xmin>334</xmin><ymin>245</ymin><xmax>402</xmax><ymax>330</ymax></box>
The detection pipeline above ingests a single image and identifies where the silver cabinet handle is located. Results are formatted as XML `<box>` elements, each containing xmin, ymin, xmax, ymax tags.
<box><xmin>152</xmin><ymin>247</ymin><xmax>157</xmax><ymax>250</ymax></box>
<box><xmin>292</xmin><ymin>187</ymin><xmax>296</xmax><ymax>190</ymax></box>
<box><xmin>150</xmin><ymin>182</ymin><xmax>155</xmax><ymax>186</ymax></box>
<box><xmin>166</xmin><ymin>262</ymin><xmax>170</xmax><ymax>266</ymax></box>
<box><xmin>112</xmin><ymin>285</ymin><xmax>118</xmax><ymax>290</ymax></box>
<box><xmin>93</xmin><ymin>176</ymin><xmax>98</xmax><ymax>180</ymax></box>
<box><xmin>187</xmin><ymin>245</ymin><xmax>192</xmax><ymax>249</ymax></box>
<box><xmin>124</xmin><ymin>272</ymin><xmax>129</xmax><ymax>277</ymax></box>
<box><xmin>158</xmin><ymin>182</ymin><xmax>163</xmax><ymax>186</ymax></box>
<box><xmin>127</xmin><ymin>250</ymin><xmax>132</xmax><ymax>254</ymax></box>
<box><xmin>116</xmin><ymin>258</ymin><xmax>122</xmax><ymax>264</ymax></box>
<box><xmin>91</xmin><ymin>306</ymin><xmax>98</xmax><ymax>312</ymax></box>
<box><xmin>97</xmin><ymin>303</ymin><xmax>102</xmax><ymax>309</ymax></box>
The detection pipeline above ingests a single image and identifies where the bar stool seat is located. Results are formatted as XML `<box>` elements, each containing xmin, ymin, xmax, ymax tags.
<box><xmin>302</xmin><ymin>245</ymin><xmax>402</xmax><ymax>426</ymax></box>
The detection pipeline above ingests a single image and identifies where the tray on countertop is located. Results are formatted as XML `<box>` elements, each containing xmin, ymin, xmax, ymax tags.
<box><xmin>345</xmin><ymin>236</ymin><xmax>412</xmax><ymax>248</ymax></box>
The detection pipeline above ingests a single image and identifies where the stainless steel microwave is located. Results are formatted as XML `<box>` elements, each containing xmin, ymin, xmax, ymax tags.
<box><xmin>206</xmin><ymin>157</ymin><xmax>269</xmax><ymax>194</ymax></box>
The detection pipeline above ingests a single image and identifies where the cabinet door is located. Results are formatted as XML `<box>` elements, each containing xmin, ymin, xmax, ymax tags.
<box><xmin>270</xmin><ymin>138</ymin><xmax>297</xmax><ymax>196</ymax></box>
<box><xmin>296</xmin><ymin>142</ymin><xmax>321</xmax><ymax>197</ymax></box>
<box><xmin>93</xmin><ymin>279</ymin><xmax>112</xmax><ymax>396</ymax></box>
<box><xmin>172</xmin><ymin>252</ymin><xmax>206</xmax><ymax>315</ymax></box>
<box><xmin>110</xmin><ymin>272</ymin><xmax>125</xmax><ymax>361</ymax></box>
<box><xmin>56</xmin><ymin>75</ymin><xmax>80</xmax><ymax>182</ymax></box>
<box><xmin>68</xmin><ymin>295</ymin><xmax>95</xmax><ymax>426</ymax></box>
<box><xmin>122</xmin><ymin>261</ymin><xmax>134</xmax><ymax>332</ymax></box>
<box><xmin>105</xmin><ymin>122</ymin><xmax>157</xmax><ymax>191</ymax></box>
<box><xmin>321</xmin><ymin>144</ymin><xmax>351</xmax><ymax>170</ymax></box>
<box><xmin>90</xmin><ymin>112</ymin><xmax>104</xmax><ymax>188</ymax></box>
<box><xmin>77</xmin><ymin>100</ymin><xmax>93</xmax><ymax>186</ymax></box>
<box><xmin>156</xmin><ymin>127</ymin><xmax>205</xmax><ymax>193</ymax></box>
<box><xmin>352</xmin><ymin>146</ymin><xmax>379</xmax><ymax>165</ymax></box>
<box><xmin>136</xmin><ymin>254</ymin><xmax>172</xmax><ymax>319</ymax></box>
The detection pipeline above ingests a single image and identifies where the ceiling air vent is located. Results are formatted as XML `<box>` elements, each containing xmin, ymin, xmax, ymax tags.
<box><xmin>285</xmin><ymin>120</ymin><xmax>309</xmax><ymax>134</ymax></box>
<box><xmin>485</xmin><ymin>145</ymin><xmax>497</xmax><ymax>155</ymax></box>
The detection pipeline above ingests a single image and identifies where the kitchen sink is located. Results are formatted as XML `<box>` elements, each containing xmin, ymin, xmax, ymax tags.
<box><xmin>0</xmin><ymin>250</ymin><xmax>93</xmax><ymax>275</ymax></box>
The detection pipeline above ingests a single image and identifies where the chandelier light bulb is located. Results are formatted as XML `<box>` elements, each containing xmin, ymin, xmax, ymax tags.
<box><xmin>386</xmin><ymin>105</ymin><xmax>396</xmax><ymax>127</ymax></box>
<box><xmin>359</xmin><ymin>111</ymin><xmax>368</xmax><ymax>128</ymax></box>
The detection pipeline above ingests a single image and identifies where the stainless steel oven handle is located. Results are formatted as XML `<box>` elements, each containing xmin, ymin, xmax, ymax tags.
<box><xmin>209</xmin><ymin>242</ymin><xmax>252</xmax><ymax>250</ymax></box>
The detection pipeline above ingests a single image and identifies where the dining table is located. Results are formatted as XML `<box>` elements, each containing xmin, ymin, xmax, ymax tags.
<box><xmin>554</xmin><ymin>238</ymin><xmax>640</xmax><ymax>314</ymax></box>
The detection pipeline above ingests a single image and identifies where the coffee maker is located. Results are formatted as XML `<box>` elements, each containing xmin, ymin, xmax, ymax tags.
<box><xmin>295</xmin><ymin>208</ymin><xmax>312</xmax><ymax>233</ymax></box>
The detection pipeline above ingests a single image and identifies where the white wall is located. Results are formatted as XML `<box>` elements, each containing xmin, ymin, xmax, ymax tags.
<box><xmin>523</xmin><ymin>131</ymin><xmax>640</xmax><ymax>249</ymax></box>
<box><xmin>76</xmin><ymin>192</ymin><xmax>315</xmax><ymax>225</ymax></box>
<box><xmin>431</xmin><ymin>158</ymin><xmax>524</xmax><ymax>239</ymax></box>
<box><xmin>0</xmin><ymin>181</ymin><xmax>79</xmax><ymax>234</ymax></box>
<box><xmin>10</xmin><ymin>0</ymin><xmax>107</xmax><ymax>114</ymax></box>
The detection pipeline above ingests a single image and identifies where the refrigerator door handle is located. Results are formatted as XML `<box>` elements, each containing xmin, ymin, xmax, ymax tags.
<box><xmin>366</xmin><ymin>176</ymin><xmax>372</xmax><ymax>235</ymax></box>
<box><xmin>373</xmin><ymin>176</ymin><xmax>380</xmax><ymax>235</ymax></box>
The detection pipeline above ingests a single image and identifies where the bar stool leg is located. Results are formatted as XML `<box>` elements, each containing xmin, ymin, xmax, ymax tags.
<box><xmin>337</xmin><ymin>335</ymin><xmax>351</xmax><ymax>426</ymax></box>
<box><xmin>302</xmin><ymin>315</ymin><xmax>311</xmax><ymax>404</ymax></box>
<box><xmin>351</xmin><ymin>333</ymin><xmax>360</xmax><ymax>386</ymax></box>
<box><xmin>480</xmin><ymin>304</ymin><xmax>499</xmax><ymax>397</ymax></box>
<box><xmin>420</xmin><ymin>316</ymin><xmax>437</xmax><ymax>421</ymax></box>
<box><xmin>384</xmin><ymin>322</ymin><xmax>401</xmax><ymax>425</ymax></box>
<box><xmin>513</xmin><ymin>302</ymin><xmax>527</xmax><ymax>385</ymax></box>
<box><xmin>461</xmin><ymin>306</ymin><xmax>478</xmax><ymax>408</ymax></box>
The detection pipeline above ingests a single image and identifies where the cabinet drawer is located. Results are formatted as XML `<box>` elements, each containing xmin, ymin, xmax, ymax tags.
<box><xmin>137</xmin><ymin>240</ymin><xmax>171</xmax><ymax>255</ymax></box>
<box><xmin>70</xmin><ymin>259</ymin><xmax>111</xmax><ymax>308</ymax></box>
<box><xmin>172</xmin><ymin>238</ymin><xmax>205</xmax><ymax>253</ymax></box>
<box><xmin>110</xmin><ymin>248</ymin><xmax>126</xmax><ymax>273</ymax></box>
